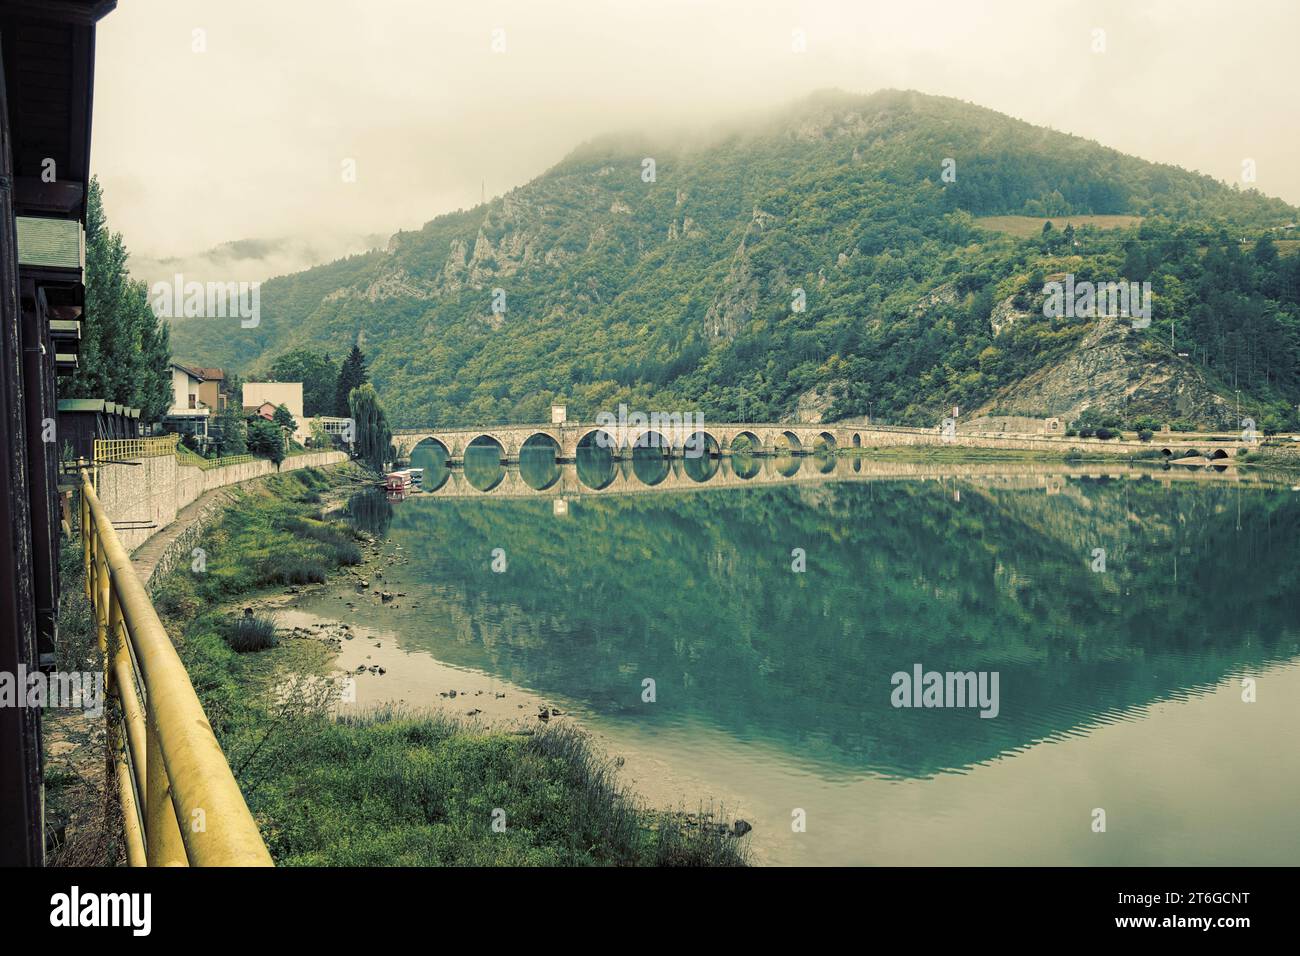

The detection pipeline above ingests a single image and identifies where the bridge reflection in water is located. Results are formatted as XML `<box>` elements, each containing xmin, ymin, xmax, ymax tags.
<box><xmin>404</xmin><ymin>440</ymin><xmax>1245</xmax><ymax>501</ymax></box>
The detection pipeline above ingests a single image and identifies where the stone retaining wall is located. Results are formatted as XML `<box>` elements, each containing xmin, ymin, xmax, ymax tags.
<box><xmin>96</xmin><ymin>451</ymin><xmax>349</xmax><ymax>551</ymax></box>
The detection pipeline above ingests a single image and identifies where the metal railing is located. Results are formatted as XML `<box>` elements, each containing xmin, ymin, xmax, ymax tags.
<box><xmin>80</xmin><ymin>470</ymin><xmax>273</xmax><ymax>866</ymax></box>
<box><xmin>94</xmin><ymin>435</ymin><xmax>179</xmax><ymax>463</ymax></box>
<box><xmin>176</xmin><ymin>446</ymin><xmax>254</xmax><ymax>470</ymax></box>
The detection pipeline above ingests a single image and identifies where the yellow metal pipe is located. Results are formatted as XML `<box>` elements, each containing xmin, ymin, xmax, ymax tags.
<box><xmin>81</xmin><ymin>488</ymin><xmax>92</xmax><ymax>601</ymax></box>
<box><xmin>112</xmin><ymin>650</ymin><xmax>148</xmax><ymax>809</ymax></box>
<box><xmin>113</xmin><ymin>728</ymin><xmax>147</xmax><ymax>867</ymax></box>
<box><xmin>81</xmin><ymin>471</ymin><xmax>272</xmax><ymax>867</ymax></box>
<box><xmin>145</xmin><ymin>716</ymin><xmax>188</xmax><ymax>867</ymax></box>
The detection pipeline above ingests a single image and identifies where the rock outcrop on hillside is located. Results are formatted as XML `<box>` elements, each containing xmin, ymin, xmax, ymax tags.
<box><xmin>974</xmin><ymin>317</ymin><xmax>1236</xmax><ymax>427</ymax></box>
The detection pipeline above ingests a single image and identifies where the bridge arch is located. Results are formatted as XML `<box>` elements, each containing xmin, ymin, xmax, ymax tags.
<box><xmin>814</xmin><ymin>431</ymin><xmax>838</xmax><ymax>452</ymax></box>
<box><xmin>521</xmin><ymin>431</ymin><xmax>561</xmax><ymax>453</ymax></box>
<box><xmin>852</xmin><ymin>432</ymin><xmax>862</xmax><ymax>448</ymax></box>
<box><xmin>726</xmin><ymin>430</ymin><xmax>763</xmax><ymax>455</ymax></box>
<box><xmin>411</xmin><ymin>435</ymin><xmax>450</xmax><ymax>458</ymax></box>
<box><xmin>466</xmin><ymin>434</ymin><xmax>508</xmax><ymax>462</ymax></box>
<box><xmin>628</xmin><ymin>430</ymin><xmax>672</xmax><ymax>456</ymax></box>
<box><xmin>677</xmin><ymin>429</ymin><xmax>721</xmax><ymax>460</ymax></box>
<box><xmin>519</xmin><ymin>433</ymin><xmax>563</xmax><ymax>490</ymax></box>
<box><xmin>574</xmin><ymin>429</ymin><xmax>619</xmax><ymax>489</ymax></box>
<box><xmin>575</xmin><ymin>428</ymin><xmax>620</xmax><ymax>456</ymax></box>
<box><xmin>775</xmin><ymin>430</ymin><xmax>803</xmax><ymax>455</ymax></box>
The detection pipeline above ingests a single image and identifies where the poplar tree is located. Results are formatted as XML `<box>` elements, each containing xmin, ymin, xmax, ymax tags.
<box><xmin>69</xmin><ymin>177</ymin><xmax>172</xmax><ymax>422</ymax></box>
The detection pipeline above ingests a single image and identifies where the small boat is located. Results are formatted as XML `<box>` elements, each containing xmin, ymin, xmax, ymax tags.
<box><xmin>384</xmin><ymin>470</ymin><xmax>414</xmax><ymax>491</ymax></box>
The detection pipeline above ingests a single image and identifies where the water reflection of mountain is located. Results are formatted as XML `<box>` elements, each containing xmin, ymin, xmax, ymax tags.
<box><xmin>359</xmin><ymin>474</ymin><xmax>1300</xmax><ymax>779</ymax></box>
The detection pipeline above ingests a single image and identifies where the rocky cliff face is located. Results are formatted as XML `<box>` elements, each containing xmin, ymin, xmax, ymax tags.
<box><xmin>974</xmin><ymin>317</ymin><xmax>1235</xmax><ymax>426</ymax></box>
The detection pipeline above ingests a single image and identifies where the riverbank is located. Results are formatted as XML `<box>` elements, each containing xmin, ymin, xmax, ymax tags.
<box><xmin>148</xmin><ymin>467</ymin><xmax>748</xmax><ymax>866</ymax></box>
<box><xmin>843</xmin><ymin>443</ymin><xmax>1169</xmax><ymax>463</ymax></box>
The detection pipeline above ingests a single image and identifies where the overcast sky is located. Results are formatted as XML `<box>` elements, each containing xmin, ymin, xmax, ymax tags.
<box><xmin>90</xmin><ymin>0</ymin><xmax>1300</xmax><ymax>285</ymax></box>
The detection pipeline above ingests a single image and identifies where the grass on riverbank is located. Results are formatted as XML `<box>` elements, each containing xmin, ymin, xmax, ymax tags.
<box><xmin>156</xmin><ymin>468</ymin><xmax>747</xmax><ymax>866</ymax></box>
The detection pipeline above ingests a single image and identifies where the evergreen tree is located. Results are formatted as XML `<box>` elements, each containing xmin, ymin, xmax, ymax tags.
<box><xmin>272</xmin><ymin>403</ymin><xmax>297</xmax><ymax>432</ymax></box>
<box><xmin>214</xmin><ymin>403</ymin><xmax>247</xmax><ymax>456</ymax></box>
<box><xmin>335</xmin><ymin>344</ymin><xmax>368</xmax><ymax>416</ymax></box>
<box><xmin>247</xmin><ymin>419</ymin><xmax>285</xmax><ymax>465</ymax></box>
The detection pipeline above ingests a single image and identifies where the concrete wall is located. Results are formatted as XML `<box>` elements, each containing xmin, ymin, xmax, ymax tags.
<box><xmin>97</xmin><ymin>450</ymin><xmax>348</xmax><ymax>552</ymax></box>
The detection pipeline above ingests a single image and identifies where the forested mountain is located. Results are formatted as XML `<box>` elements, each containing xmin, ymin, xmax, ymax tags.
<box><xmin>168</xmin><ymin>89</ymin><xmax>1300</xmax><ymax>429</ymax></box>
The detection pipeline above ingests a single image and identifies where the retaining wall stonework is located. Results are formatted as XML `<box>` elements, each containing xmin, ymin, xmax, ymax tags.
<box><xmin>97</xmin><ymin>451</ymin><xmax>348</xmax><ymax>552</ymax></box>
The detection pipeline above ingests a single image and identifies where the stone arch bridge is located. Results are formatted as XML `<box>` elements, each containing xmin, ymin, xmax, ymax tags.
<box><xmin>392</xmin><ymin>422</ymin><xmax>1252</xmax><ymax>464</ymax></box>
<box><xmin>393</xmin><ymin>422</ymin><xmax>854</xmax><ymax>462</ymax></box>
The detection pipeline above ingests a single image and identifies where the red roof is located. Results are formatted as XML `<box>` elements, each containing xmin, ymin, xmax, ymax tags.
<box><xmin>175</xmin><ymin>363</ymin><xmax>227</xmax><ymax>382</ymax></box>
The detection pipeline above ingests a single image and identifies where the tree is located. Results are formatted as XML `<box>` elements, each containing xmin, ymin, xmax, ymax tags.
<box><xmin>69</xmin><ymin>177</ymin><xmax>173</xmax><ymax>422</ymax></box>
<box><xmin>309</xmin><ymin>419</ymin><xmax>331</xmax><ymax>448</ymax></box>
<box><xmin>214</xmin><ymin>403</ymin><xmax>247</xmax><ymax>455</ymax></box>
<box><xmin>247</xmin><ymin>419</ymin><xmax>285</xmax><ymax>465</ymax></box>
<box><xmin>349</xmin><ymin>383</ymin><xmax>391</xmax><ymax>472</ymax></box>
<box><xmin>272</xmin><ymin>403</ymin><xmax>297</xmax><ymax>433</ymax></box>
<box><xmin>335</xmin><ymin>344</ymin><xmax>368</xmax><ymax>416</ymax></box>
<box><xmin>269</xmin><ymin>349</ymin><xmax>337</xmax><ymax>417</ymax></box>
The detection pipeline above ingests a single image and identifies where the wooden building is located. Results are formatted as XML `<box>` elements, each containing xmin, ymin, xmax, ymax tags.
<box><xmin>0</xmin><ymin>0</ymin><xmax>116</xmax><ymax>866</ymax></box>
<box><xmin>57</xmin><ymin>396</ymin><xmax>141</xmax><ymax>462</ymax></box>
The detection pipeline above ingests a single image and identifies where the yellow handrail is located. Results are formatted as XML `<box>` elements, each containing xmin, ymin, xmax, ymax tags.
<box><xmin>94</xmin><ymin>435</ymin><xmax>179</xmax><ymax>463</ymax></box>
<box><xmin>80</xmin><ymin>469</ymin><xmax>273</xmax><ymax>867</ymax></box>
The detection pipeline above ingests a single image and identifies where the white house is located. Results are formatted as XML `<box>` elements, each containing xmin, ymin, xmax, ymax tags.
<box><xmin>244</xmin><ymin>381</ymin><xmax>309</xmax><ymax>443</ymax></box>
<box><xmin>163</xmin><ymin>363</ymin><xmax>211</xmax><ymax>443</ymax></box>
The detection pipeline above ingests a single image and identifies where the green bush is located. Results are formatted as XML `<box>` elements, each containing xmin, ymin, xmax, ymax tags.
<box><xmin>221</xmin><ymin>613</ymin><xmax>279</xmax><ymax>652</ymax></box>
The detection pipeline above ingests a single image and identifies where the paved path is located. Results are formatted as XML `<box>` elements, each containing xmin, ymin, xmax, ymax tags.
<box><xmin>130</xmin><ymin>487</ymin><xmax>236</xmax><ymax>585</ymax></box>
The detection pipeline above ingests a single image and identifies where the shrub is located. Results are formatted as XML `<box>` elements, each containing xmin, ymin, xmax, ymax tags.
<box><xmin>222</xmin><ymin>612</ymin><xmax>278</xmax><ymax>652</ymax></box>
<box><xmin>1137</xmin><ymin>429</ymin><xmax>1154</xmax><ymax>442</ymax></box>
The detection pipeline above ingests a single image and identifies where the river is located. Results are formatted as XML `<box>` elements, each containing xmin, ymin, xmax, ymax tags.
<box><xmin>290</xmin><ymin>447</ymin><xmax>1300</xmax><ymax>865</ymax></box>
